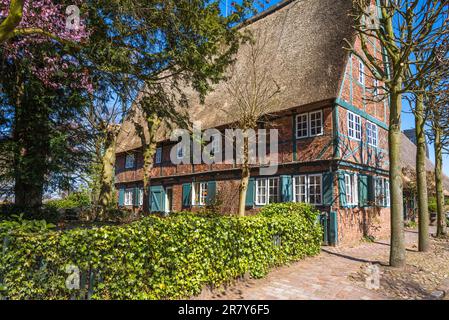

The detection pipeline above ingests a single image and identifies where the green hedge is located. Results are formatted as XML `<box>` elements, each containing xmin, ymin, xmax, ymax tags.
<box><xmin>0</xmin><ymin>203</ymin><xmax>322</xmax><ymax>300</ymax></box>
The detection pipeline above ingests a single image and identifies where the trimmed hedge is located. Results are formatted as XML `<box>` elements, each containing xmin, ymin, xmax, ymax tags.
<box><xmin>0</xmin><ymin>203</ymin><xmax>322</xmax><ymax>300</ymax></box>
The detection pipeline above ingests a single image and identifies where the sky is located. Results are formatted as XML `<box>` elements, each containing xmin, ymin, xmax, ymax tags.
<box><xmin>220</xmin><ymin>0</ymin><xmax>449</xmax><ymax>177</ymax></box>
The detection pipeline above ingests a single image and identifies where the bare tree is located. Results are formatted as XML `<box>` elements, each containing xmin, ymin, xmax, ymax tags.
<box><xmin>223</xmin><ymin>29</ymin><xmax>283</xmax><ymax>216</ymax></box>
<box><xmin>427</xmin><ymin>46</ymin><xmax>449</xmax><ymax>237</ymax></box>
<box><xmin>348</xmin><ymin>0</ymin><xmax>448</xmax><ymax>266</ymax></box>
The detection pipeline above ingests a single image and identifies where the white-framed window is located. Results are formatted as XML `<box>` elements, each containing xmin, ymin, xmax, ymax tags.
<box><xmin>373</xmin><ymin>78</ymin><xmax>379</xmax><ymax>96</ymax></box>
<box><xmin>255</xmin><ymin>177</ymin><xmax>279</xmax><ymax>205</ymax></box>
<box><xmin>366</xmin><ymin>121</ymin><xmax>378</xmax><ymax>147</ymax></box>
<box><xmin>293</xmin><ymin>174</ymin><xmax>323</xmax><ymax>205</ymax></box>
<box><xmin>296</xmin><ymin>113</ymin><xmax>309</xmax><ymax>138</ymax></box>
<box><xmin>125</xmin><ymin>154</ymin><xmax>135</xmax><ymax>169</ymax></box>
<box><xmin>256</xmin><ymin>178</ymin><xmax>268</xmax><ymax>205</ymax></box>
<box><xmin>375</xmin><ymin>177</ymin><xmax>390</xmax><ymax>207</ymax></box>
<box><xmin>309</xmin><ymin>110</ymin><xmax>323</xmax><ymax>137</ymax></box>
<box><xmin>296</xmin><ymin>110</ymin><xmax>323</xmax><ymax>139</ymax></box>
<box><xmin>124</xmin><ymin>189</ymin><xmax>133</xmax><ymax>206</ymax></box>
<box><xmin>192</xmin><ymin>182</ymin><xmax>208</xmax><ymax>206</ymax></box>
<box><xmin>211</xmin><ymin>133</ymin><xmax>221</xmax><ymax>155</ymax></box>
<box><xmin>176</xmin><ymin>145</ymin><xmax>184</xmax><ymax>160</ymax></box>
<box><xmin>139</xmin><ymin>188</ymin><xmax>143</xmax><ymax>206</ymax></box>
<box><xmin>345</xmin><ymin>174</ymin><xmax>358</xmax><ymax>206</ymax></box>
<box><xmin>359</xmin><ymin>59</ymin><xmax>365</xmax><ymax>85</ymax></box>
<box><xmin>385</xmin><ymin>180</ymin><xmax>390</xmax><ymax>207</ymax></box>
<box><xmin>155</xmin><ymin>147</ymin><xmax>162</xmax><ymax>164</ymax></box>
<box><xmin>293</xmin><ymin>175</ymin><xmax>307</xmax><ymax>203</ymax></box>
<box><xmin>268</xmin><ymin>177</ymin><xmax>280</xmax><ymax>204</ymax></box>
<box><xmin>308</xmin><ymin>174</ymin><xmax>323</xmax><ymax>205</ymax></box>
<box><xmin>348</xmin><ymin>111</ymin><xmax>362</xmax><ymax>140</ymax></box>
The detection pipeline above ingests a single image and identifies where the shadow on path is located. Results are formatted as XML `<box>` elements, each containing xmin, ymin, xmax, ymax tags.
<box><xmin>321</xmin><ymin>248</ymin><xmax>386</xmax><ymax>265</ymax></box>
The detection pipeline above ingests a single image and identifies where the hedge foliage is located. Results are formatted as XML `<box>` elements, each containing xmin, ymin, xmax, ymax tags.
<box><xmin>0</xmin><ymin>203</ymin><xmax>322</xmax><ymax>300</ymax></box>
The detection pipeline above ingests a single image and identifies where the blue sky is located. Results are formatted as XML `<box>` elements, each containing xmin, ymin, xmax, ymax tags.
<box><xmin>220</xmin><ymin>0</ymin><xmax>449</xmax><ymax>176</ymax></box>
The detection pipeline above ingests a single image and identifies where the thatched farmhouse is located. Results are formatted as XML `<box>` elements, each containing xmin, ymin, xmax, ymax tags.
<box><xmin>115</xmin><ymin>0</ymin><xmax>392</xmax><ymax>245</ymax></box>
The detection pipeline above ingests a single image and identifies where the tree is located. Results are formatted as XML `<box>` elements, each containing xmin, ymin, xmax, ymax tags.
<box><xmin>0</xmin><ymin>0</ymin><xmax>91</xmax><ymax>208</ymax></box>
<box><xmin>349</xmin><ymin>0</ymin><xmax>448</xmax><ymax>266</ymax></box>
<box><xmin>427</xmin><ymin>46</ymin><xmax>449</xmax><ymax>237</ymax></box>
<box><xmin>223</xmin><ymin>28</ymin><xmax>282</xmax><ymax>216</ymax></box>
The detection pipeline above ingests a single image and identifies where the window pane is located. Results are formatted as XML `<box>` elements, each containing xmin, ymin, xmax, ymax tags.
<box><xmin>310</xmin><ymin>111</ymin><xmax>323</xmax><ymax>136</ymax></box>
<box><xmin>309</xmin><ymin>175</ymin><xmax>322</xmax><ymax>205</ymax></box>
<box><xmin>256</xmin><ymin>179</ymin><xmax>267</xmax><ymax>205</ymax></box>
<box><xmin>268</xmin><ymin>178</ymin><xmax>279</xmax><ymax>203</ymax></box>
<box><xmin>296</xmin><ymin>114</ymin><xmax>308</xmax><ymax>138</ymax></box>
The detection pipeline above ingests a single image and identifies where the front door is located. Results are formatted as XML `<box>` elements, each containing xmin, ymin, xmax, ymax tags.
<box><xmin>165</xmin><ymin>187</ymin><xmax>173</xmax><ymax>213</ymax></box>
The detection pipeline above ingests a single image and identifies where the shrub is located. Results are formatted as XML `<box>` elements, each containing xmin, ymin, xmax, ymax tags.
<box><xmin>0</xmin><ymin>203</ymin><xmax>322</xmax><ymax>300</ymax></box>
<box><xmin>44</xmin><ymin>191</ymin><xmax>91</xmax><ymax>210</ymax></box>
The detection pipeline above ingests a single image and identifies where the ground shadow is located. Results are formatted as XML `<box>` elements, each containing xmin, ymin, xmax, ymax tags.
<box><xmin>321</xmin><ymin>248</ymin><xmax>387</xmax><ymax>265</ymax></box>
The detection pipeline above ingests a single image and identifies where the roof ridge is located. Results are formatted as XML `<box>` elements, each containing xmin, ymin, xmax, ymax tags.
<box><xmin>239</xmin><ymin>0</ymin><xmax>298</xmax><ymax>28</ymax></box>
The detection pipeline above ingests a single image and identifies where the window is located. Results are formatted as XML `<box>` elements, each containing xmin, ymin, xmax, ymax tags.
<box><xmin>296</xmin><ymin>113</ymin><xmax>308</xmax><ymax>138</ymax></box>
<box><xmin>211</xmin><ymin>133</ymin><xmax>221</xmax><ymax>155</ymax></box>
<box><xmin>176</xmin><ymin>145</ymin><xmax>184</xmax><ymax>160</ymax></box>
<box><xmin>366</xmin><ymin>121</ymin><xmax>378</xmax><ymax>147</ymax></box>
<box><xmin>373</xmin><ymin>79</ymin><xmax>379</xmax><ymax>96</ymax></box>
<box><xmin>293</xmin><ymin>174</ymin><xmax>323</xmax><ymax>205</ymax></box>
<box><xmin>348</xmin><ymin>111</ymin><xmax>362</xmax><ymax>140</ymax></box>
<box><xmin>256</xmin><ymin>179</ymin><xmax>268</xmax><ymax>205</ymax></box>
<box><xmin>345</xmin><ymin>174</ymin><xmax>358</xmax><ymax>206</ymax></box>
<box><xmin>308</xmin><ymin>175</ymin><xmax>323</xmax><ymax>205</ymax></box>
<box><xmin>309</xmin><ymin>111</ymin><xmax>323</xmax><ymax>136</ymax></box>
<box><xmin>155</xmin><ymin>147</ymin><xmax>162</xmax><ymax>164</ymax></box>
<box><xmin>296</xmin><ymin>110</ymin><xmax>323</xmax><ymax>139</ymax></box>
<box><xmin>268</xmin><ymin>177</ymin><xmax>280</xmax><ymax>204</ymax></box>
<box><xmin>192</xmin><ymin>182</ymin><xmax>208</xmax><ymax>206</ymax></box>
<box><xmin>124</xmin><ymin>189</ymin><xmax>133</xmax><ymax>206</ymax></box>
<box><xmin>293</xmin><ymin>175</ymin><xmax>307</xmax><ymax>203</ymax></box>
<box><xmin>375</xmin><ymin>177</ymin><xmax>390</xmax><ymax>207</ymax></box>
<box><xmin>139</xmin><ymin>188</ymin><xmax>143</xmax><ymax>206</ymax></box>
<box><xmin>359</xmin><ymin>60</ymin><xmax>365</xmax><ymax>85</ymax></box>
<box><xmin>255</xmin><ymin>177</ymin><xmax>279</xmax><ymax>205</ymax></box>
<box><xmin>125</xmin><ymin>154</ymin><xmax>135</xmax><ymax>169</ymax></box>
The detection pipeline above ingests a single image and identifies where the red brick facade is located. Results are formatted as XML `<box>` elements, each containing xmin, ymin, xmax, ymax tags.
<box><xmin>115</xmin><ymin>6</ymin><xmax>391</xmax><ymax>246</ymax></box>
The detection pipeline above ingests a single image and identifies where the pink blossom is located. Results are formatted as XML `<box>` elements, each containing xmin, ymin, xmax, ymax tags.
<box><xmin>0</xmin><ymin>0</ymin><xmax>92</xmax><ymax>91</ymax></box>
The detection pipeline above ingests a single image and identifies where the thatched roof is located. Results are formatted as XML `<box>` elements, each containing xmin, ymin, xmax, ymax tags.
<box><xmin>401</xmin><ymin>133</ymin><xmax>449</xmax><ymax>195</ymax></box>
<box><xmin>116</xmin><ymin>0</ymin><xmax>355</xmax><ymax>153</ymax></box>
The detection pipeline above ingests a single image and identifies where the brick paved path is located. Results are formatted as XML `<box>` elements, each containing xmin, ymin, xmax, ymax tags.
<box><xmin>196</xmin><ymin>230</ymin><xmax>423</xmax><ymax>300</ymax></box>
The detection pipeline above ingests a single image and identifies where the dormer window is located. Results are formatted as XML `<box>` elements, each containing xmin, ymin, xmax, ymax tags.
<box><xmin>125</xmin><ymin>153</ymin><xmax>135</xmax><ymax>169</ymax></box>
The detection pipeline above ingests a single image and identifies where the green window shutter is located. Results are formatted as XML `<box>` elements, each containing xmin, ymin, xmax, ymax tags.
<box><xmin>182</xmin><ymin>183</ymin><xmax>192</xmax><ymax>208</ymax></box>
<box><xmin>118</xmin><ymin>188</ymin><xmax>125</xmax><ymax>206</ymax></box>
<box><xmin>329</xmin><ymin>211</ymin><xmax>338</xmax><ymax>245</ymax></box>
<box><xmin>206</xmin><ymin>181</ymin><xmax>217</xmax><ymax>205</ymax></box>
<box><xmin>245</xmin><ymin>178</ymin><xmax>255</xmax><ymax>207</ymax></box>
<box><xmin>359</xmin><ymin>175</ymin><xmax>369</xmax><ymax>207</ymax></box>
<box><xmin>367</xmin><ymin>176</ymin><xmax>375</xmax><ymax>204</ymax></box>
<box><xmin>280</xmin><ymin>175</ymin><xmax>293</xmax><ymax>202</ymax></box>
<box><xmin>150</xmin><ymin>186</ymin><xmax>164</xmax><ymax>212</ymax></box>
<box><xmin>323</xmin><ymin>172</ymin><xmax>334</xmax><ymax>206</ymax></box>
<box><xmin>133</xmin><ymin>187</ymin><xmax>139</xmax><ymax>206</ymax></box>
<box><xmin>338</xmin><ymin>173</ymin><xmax>347</xmax><ymax>208</ymax></box>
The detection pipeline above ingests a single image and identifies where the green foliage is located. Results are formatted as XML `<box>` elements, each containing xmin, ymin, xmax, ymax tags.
<box><xmin>0</xmin><ymin>203</ymin><xmax>322</xmax><ymax>300</ymax></box>
<box><xmin>404</xmin><ymin>220</ymin><xmax>417</xmax><ymax>229</ymax></box>
<box><xmin>428</xmin><ymin>197</ymin><xmax>437</xmax><ymax>213</ymax></box>
<box><xmin>44</xmin><ymin>191</ymin><xmax>91</xmax><ymax>210</ymax></box>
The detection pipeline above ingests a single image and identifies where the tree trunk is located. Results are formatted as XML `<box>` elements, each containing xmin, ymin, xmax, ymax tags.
<box><xmin>389</xmin><ymin>87</ymin><xmax>406</xmax><ymax>267</ymax></box>
<box><xmin>137</xmin><ymin>113</ymin><xmax>160</xmax><ymax>213</ymax></box>
<box><xmin>98</xmin><ymin>127</ymin><xmax>119</xmax><ymax>219</ymax></box>
<box><xmin>434</xmin><ymin>126</ymin><xmax>447</xmax><ymax>237</ymax></box>
<box><xmin>13</xmin><ymin>82</ymin><xmax>48</xmax><ymax>209</ymax></box>
<box><xmin>414</xmin><ymin>94</ymin><xmax>430</xmax><ymax>251</ymax></box>
<box><xmin>238</xmin><ymin>136</ymin><xmax>250</xmax><ymax>217</ymax></box>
